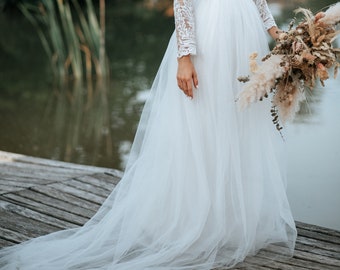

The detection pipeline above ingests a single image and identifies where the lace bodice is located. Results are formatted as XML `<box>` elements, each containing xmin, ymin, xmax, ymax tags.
<box><xmin>174</xmin><ymin>0</ymin><xmax>277</xmax><ymax>58</ymax></box>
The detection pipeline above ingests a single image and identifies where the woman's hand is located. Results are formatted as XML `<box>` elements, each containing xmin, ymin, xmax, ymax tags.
<box><xmin>315</xmin><ymin>12</ymin><xmax>325</xmax><ymax>22</ymax></box>
<box><xmin>268</xmin><ymin>26</ymin><xmax>283</xmax><ymax>41</ymax></box>
<box><xmin>177</xmin><ymin>55</ymin><xmax>199</xmax><ymax>99</ymax></box>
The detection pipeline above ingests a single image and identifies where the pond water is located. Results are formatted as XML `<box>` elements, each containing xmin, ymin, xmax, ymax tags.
<box><xmin>0</xmin><ymin>0</ymin><xmax>339</xmax><ymax>230</ymax></box>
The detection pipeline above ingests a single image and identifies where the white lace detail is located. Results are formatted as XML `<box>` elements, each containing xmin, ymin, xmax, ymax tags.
<box><xmin>173</xmin><ymin>0</ymin><xmax>276</xmax><ymax>58</ymax></box>
<box><xmin>253</xmin><ymin>0</ymin><xmax>277</xmax><ymax>30</ymax></box>
<box><xmin>174</xmin><ymin>0</ymin><xmax>196</xmax><ymax>58</ymax></box>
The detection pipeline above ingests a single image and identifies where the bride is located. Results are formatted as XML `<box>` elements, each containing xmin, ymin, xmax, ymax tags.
<box><xmin>0</xmin><ymin>0</ymin><xmax>297</xmax><ymax>269</ymax></box>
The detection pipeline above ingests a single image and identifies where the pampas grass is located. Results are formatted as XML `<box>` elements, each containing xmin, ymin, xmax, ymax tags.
<box><xmin>237</xmin><ymin>54</ymin><xmax>286</xmax><ymax>109</ymax></box>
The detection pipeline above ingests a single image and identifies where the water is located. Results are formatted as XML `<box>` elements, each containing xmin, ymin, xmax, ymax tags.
<box><xmin>271</xmin><ymin>0</ymin><xmax>340</xmax><ymax>231</ymax></box>
<box><xmin>0</xmin><ymin>0</ymin><xmax>339</xmax><ymax>230</ymax></box>
<box><xmin>286</xmin><ymin>80</ymin><xmax>340</xmax><ymax>231</ymax></box>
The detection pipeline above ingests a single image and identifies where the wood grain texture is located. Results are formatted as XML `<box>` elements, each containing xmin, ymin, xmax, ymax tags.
<box><xmin>0</xmin><ymin>151</ymin><xmax>339</xmax><ymax>270</ymax></box>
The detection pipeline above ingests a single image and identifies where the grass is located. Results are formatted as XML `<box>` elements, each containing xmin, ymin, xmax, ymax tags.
<box><xmin>19</xmin><ymin>0</ymin><xmax>108</xmax><ymax>82</ymax></box>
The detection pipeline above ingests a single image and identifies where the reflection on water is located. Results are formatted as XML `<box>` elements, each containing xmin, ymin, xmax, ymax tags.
<box><xmin>269</xmin><ymin>0</ymin><xmax>340</xmax><ymax>231</ymax></box>
<box><xmin>0</xmin><ymin>1</ymin><xmax>173</xmax><ymax>169</ymax></box>
<box><xmin>42</xmin><ymin>80</ymin><xmax>113</xmax><ymax>166</ymax></box>
<box><xmin>286</xmin><ymin>78</ymin><xmax>340</xmax><ymax>231</ymax></box>
<box><xmin>0</xmin><ymin>0</ymin><xmax>339</xmax><ymax>230</ymax></box>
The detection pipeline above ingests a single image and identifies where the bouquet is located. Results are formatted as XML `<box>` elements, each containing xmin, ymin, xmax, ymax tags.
<box><xmin>237</xmin><ymin>3</ymin><xmax>340</xmax><ymax>132</ymax></box>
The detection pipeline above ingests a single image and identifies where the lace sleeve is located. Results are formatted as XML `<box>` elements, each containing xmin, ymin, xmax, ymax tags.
<box><xmin>174</xmin><ymin>0</ymin><xmax>196</xmax><ymax>58</ymax></box>
<box><xmin>253</xmin><ymin>0</ymin><xmax>277</xmax><ymax>30</ymax></box>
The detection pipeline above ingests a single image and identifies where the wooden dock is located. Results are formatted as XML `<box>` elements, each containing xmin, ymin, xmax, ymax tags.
<box><xmin>0</xmin><ymin>150</ymin><xmax>339</xmax><ymax>269</ymax></box>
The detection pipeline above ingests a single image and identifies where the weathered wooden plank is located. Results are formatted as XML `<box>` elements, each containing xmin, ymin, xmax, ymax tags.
<box><xmin>0</xmin><ymin>174</ymin><xmax>61</xmax><ymax>186</ymax></box>
<box><xmin>295</xmin><ymin>241</ymin><xmax>340</xmax><ymax>260</ymax></box>
<box><xmin>0</xmin><ymin>150</ymin><xmax>122</xmax><ymax>177</ymax></box>
<box><xmin>234</xmin><ymin>265</ymin><xmax>272</xmax><ymax>270</ymax></box>
<box><xmin>105</xmin><ymin>171</ymin><xmax>123</xmax><ymax>182</ymax></box>
<box><xmin>30</xmin><ymin>185</ymin><xmax>101</xmax><ymax>213</ymax></box>
<box><xmin>97</xmin><ymin>172</ymin><xmax>122</xmax><ymax>184</ymax></box>
<box><xmin>0</xmin><ymin>238</ymin><xmax>15</xmax><ymax>248</ymax></box>
<box><xmin>233</xmin><ymin>259</ymin><xmax>277</xmax><ymax>269</ymax></box>
<box><xmin>0</xmin><ymin>181</ymin><xmax>63</xmax><ymax>195</ymax></box>
<box><xmin>223</xmin><ymin>260</ymin><xmax>275</xmax><ymax>270</ymax></box>
<box><xmin>13</xmin><ymin>189</ymin><xmax>96</xmax><ymax>219</ymax></box>
<box><xmin>75</xmin><ymin>174</ymin><xmax>117</xmax><ymax>191</ymax></box>
<box><xmin>292</xmin><ymin>248</ymin><xmax>340</xmax><ymax>268</ymax></box>
<box><xmin>65</xmin><ymin>178</ymin><xmax>110</xmax><ymax>198</ymax></box>
<box><xmin>0</xmin><ymin>163</ymin><xmax>87</xmax><ymax>182</ymax></box>
<box><xmin>0</xmin><ymin>175</ymin><xmax>60</xmax><ymax>194</ymax></box>
<box><xmin>296</xmin><ymin>221</ymin><xmax>340</xmax><ymax>238</ymax></box>
<box><xmin>297</xmin><ymin>235</ymin><xmax>340</xmax><ymax>253</ymax></box>
<box><xmin>241</xmin><ymin>255</ymin><xmax>310</xmax><ymax>270</ymax></box>
<box><xmin>2</xmin><ymin>193</ymin><xmax>88</xmax><ymax>226</ymax></box>
<box><xmin>0</xmin><ymin>151</ymin><xmax>339</xmax><ymax>270</ymax></box>
<box><xmin>256</xmin><ymin>249</ymin><xmax>339</xmax><ymax>270</ymax></box>
<box><xmin>0</xmin><ymin>210</ymin><xmax>60</xmax><ymax>240</ymax></box>
<box><xmin>298</xmin><ymin>227</ymin><xmax>340</xmax><ymax>245</ymax></box>
<box><xmin>50</xmin><ymin>182</ymin><xmax>105</xmax><ymax>205</ymax></box>
<box><xmin>0</xmin><ymin>184</ymin><xmax>27</xmax><ymax>194</ymax></box>
<box><xmin>0</xmin><ymin>227</ymin><xmax>31</xmax><ymax>244</ymax></box>
<box><xmin>0</xmin><ymin>200</ymin><xmax>76</xmax><ymax>230</ymax></box>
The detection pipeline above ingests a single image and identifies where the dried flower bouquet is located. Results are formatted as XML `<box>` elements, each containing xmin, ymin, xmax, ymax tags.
<box><xmin>237</xmin><ymin>3</ymin><xmax>340</xmax><ymax>131</ymax></box>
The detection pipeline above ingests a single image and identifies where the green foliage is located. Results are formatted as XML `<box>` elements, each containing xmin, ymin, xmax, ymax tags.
<box><xmin>18</xmin><ymin>0</ymin><xmax>108</xmax><ymax>82</ymax></box>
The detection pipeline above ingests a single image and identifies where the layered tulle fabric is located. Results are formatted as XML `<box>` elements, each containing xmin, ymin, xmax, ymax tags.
<box><xmin>0</xmin><ymin>0</ymin><xmax>297</xmax><ymax>269</ymax></box>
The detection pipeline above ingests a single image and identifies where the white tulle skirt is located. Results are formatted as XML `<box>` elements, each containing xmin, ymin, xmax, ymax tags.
<box><xmin>0</xmin><ymin>0</ymin><xmax>297</xmax><ymax>269</ymax></box>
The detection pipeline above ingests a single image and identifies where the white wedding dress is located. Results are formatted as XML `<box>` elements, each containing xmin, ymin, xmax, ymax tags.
<box><xmin>0</xmin><ymin>0</ymin><xmax>297</xmax><ymax>269</ymax></box>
